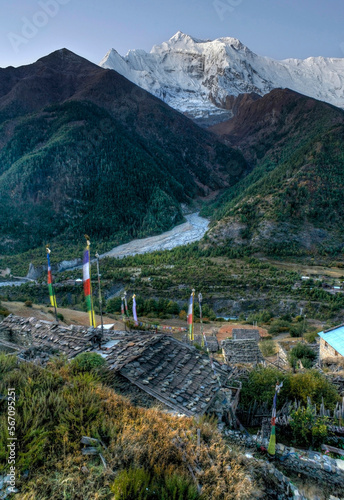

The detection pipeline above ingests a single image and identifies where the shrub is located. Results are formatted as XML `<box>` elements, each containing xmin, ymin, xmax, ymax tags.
<box><xmin>57</xmin><ymin>312</ymin><xmax>64</xmax><ymax>322</ymax></box>
<box><xmin>240</xmin><ymin>366</ymin><xmax>290</xmax><ymax>409</ymax></box>
<box><xmin>290</xmin><ymin>406</ymin><xmax>331</xmax><ymax>448</ymax></box>
<box><xmin>259</xmin><ymin>339</ymin><xmax>277</xmax><ymax>357</ymax></box>
<box><xmin>290</xmin><ymin>406</ymin><xmax>314</xmax><ymax>446</ymax></box>
<box><xmin>288</xmin><ymin>343</ymin><xmax>316</xmax><ymax>369</ymax></box>
<box><xmin>304</xmin><ymin>330</ymin><xmax>319</xmax><ymax>343</ymax></box>
<box><xmin>24</xmin><ymin>300</ymin><xmax>33</xmax><ymax>307</ymax></box>
<box><xmin>247</xmin><ymin>311</ymin><xmax>272</xmax><ymax>326</ymax></box>
<box><xmin>268</xmin><ymin>319</ymin><xmax>291</xmax><ymax>336</ymax></box>
<box><xmin>70</xmin><ymin>352</ymin><xmax>106</xmax><ymax>373</ymax></box>
<box><xmin>179</xmin><ymin>310</ymin><xmax>187</xmax><ymax>321</ymax></box>
<box><xmin>240</xmin><ymin>367</ymin><xmax>340</xmax><ymax>410</ymax></box>
<box><xmin>110</xmin><ymin>468</ymin><xmax>199</xmax><ymax>500</ymax></box>
<box><xmin>289</xmin><ymin>323</ymin><xmax>304</xmax><ymax>338</ymax></box>
<box><xmin>0</xmin><ymin>307</ymin><xmax>10</xmax><ymax>318</ymax></box>
<box><xmin>289</xmin><ymin>370</ymin><xmax>340</xmax><ymax>409</ymax></box>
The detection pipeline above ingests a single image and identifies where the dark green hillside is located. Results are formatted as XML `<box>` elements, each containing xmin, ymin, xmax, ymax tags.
<box><xmin>0</xmin><ymin>49</ymin><xmax>247</xmax><ymax>255</ymax></box>
<box><xmin>0</xmin><ymin>99</ymin><xmax>246</xmax><ymax>254</ymax></box>
<box><xmin>207</xmin><ymin>90</ymin><xmax>344</xmax><ymax>255</ymax></box>
<box><xmin>0</xmin><ymin>102</ymin><xmax>179</xmax><ymax>253</ymax></box>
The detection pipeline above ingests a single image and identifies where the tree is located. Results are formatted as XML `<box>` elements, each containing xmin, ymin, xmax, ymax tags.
<box><xmin>290</xmin><ymin>406</ymin><xmax>331</xmax><ymax>448</ymax></box>
<box><xmin>288</xmin><ymin>343</ymin><xmax>316</xmax><ymax>370</ymax></box>
<box><xmin>289</xmin><ymin>370</ymin><xmax>340</xmax><ymax>409</ymax></box>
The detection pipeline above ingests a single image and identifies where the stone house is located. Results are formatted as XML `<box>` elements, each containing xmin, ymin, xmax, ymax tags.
<box><xmin>318</xmin><ymin>324</ymin><xmax>344</xmax><ymax>360</ymax></box>
<box><xmin>0</xmin><ymin>315</ymin><xmax>240</xmax><ymax>420</ymax></box>
<box><xmin>222</xmin><ymin>338</ymin><xmax>264</xmax><ymax>365</ymax></box>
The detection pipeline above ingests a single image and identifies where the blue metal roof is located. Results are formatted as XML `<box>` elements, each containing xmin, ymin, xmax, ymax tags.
<box><xmin>318</xmin><ymin>325</ymin><xmax>344</xmax><ymax>356</ymax></box>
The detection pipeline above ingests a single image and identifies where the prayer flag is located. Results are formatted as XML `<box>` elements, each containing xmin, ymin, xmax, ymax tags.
<box><xmin>46</xmin><ymin>249</ymin><xmax>57</xmax><ymax>309</ymax></box>
<box><xmin>83</xmin><ymin>241</ymin><xmax>96</xmax><ymax>327</ymax></box>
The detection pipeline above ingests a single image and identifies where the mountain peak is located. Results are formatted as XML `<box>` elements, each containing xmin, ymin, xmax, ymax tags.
<box><xmin>37</xmin><ymin>48</ymin><xmax>98</xmax><ymax>70</ymax></box>
<box><xmin>100</xmin><ymin>34</ymin><xmax>344</xmax><ymax>123</ymax></box>
<box><xmin>39</xmin><ymin>48</ymin><xmax>77</xmax><ymax>61</ymax></box>
<box><xmin>168</xmin><ymin>31</ymin><xmax>209</xmax><ymax>44</ymax></box>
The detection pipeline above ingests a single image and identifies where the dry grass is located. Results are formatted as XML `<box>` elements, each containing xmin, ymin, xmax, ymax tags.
<box><xmin>0</xmin><ymin>355</ymin><xmax>256</xmax><ymax>499</ymax></box>
<box><xmin>1</xmin><ymin>301</ymin><xmax>122</xmax><ymax>327</ymax></box>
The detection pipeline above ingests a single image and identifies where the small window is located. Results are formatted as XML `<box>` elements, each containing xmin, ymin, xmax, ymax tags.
<box><xmin>325</xmin><ymin>341</ymin><xmax>328</xmax><ymax>348</ymax></box>
<box><xmin>335</xmin><ymin>350</ymin><xmax>339</xmax><ymax>356</ymax></box>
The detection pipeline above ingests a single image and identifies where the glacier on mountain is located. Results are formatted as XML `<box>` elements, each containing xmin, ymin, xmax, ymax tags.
<box><xmin>100</xmin><ymin>31</ymin><xmax>344</xmax><ymax>124</ymax></box>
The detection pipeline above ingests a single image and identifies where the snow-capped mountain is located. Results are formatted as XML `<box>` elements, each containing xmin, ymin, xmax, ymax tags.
<box><xmin>100</xmin><ymin>31</ymin><xmax>344</xmax><ymax>125</ymax></box>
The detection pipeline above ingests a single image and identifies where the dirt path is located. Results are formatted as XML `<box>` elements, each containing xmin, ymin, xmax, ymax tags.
<box><xmin>261</xmin><ymin>258</ymin><xmax>344</xmax><ymax>279</ymax></box>
<box><xmin>2</xmin><ymin>301</ymin><xmax>123</xmax><ymax>328</ymax></box>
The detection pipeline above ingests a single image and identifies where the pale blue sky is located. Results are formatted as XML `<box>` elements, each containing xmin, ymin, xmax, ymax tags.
<box><xmin>1</xmin><ymin>0</ymin><xmax>343</xmax><ymax>68</ymax></box>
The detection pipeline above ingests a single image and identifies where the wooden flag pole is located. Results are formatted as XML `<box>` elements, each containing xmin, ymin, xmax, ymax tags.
<box><xmin>46</xmin><ymin>246</ymin><xmax>58</xmax><ymax>323</ymax></box>
<box><xmin>84</xmin><ymin>234</ymin><xmax>96</xmax><ymax>328</ymax></box>
<box><xmin>191</xmin><ymin>288</ymin><xmax>195</xmax><ymax>341</ymax></box>
<box><xmin>198</xmin><ymin>292</ymin><xmax>203</xmax><ymax>347</ymax></box>
<box><xmin>95</xmin><ymin>252</ymin><xmax>104</xmax><ymax>347</ymax></box>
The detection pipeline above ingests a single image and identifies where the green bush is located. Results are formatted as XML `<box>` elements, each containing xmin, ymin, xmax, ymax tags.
<box><xmin>288</xmin><ymin>343</ymin><xmax>316</xmax><ymax>369</ymax></box>
<box><xmin>240</xmin><ymin>367</ymin><xmax>340</xmax><ymax>410</ymax></box>
<box><xmin>304</xmin><ymin>330</ymin><xmax>319</xmax><ymax>343</ymax></box>
<box><xmin>289</xmin><ymin>323</ymin><xmax>304</xmax><ymax>338</ymax></box>
<box><xmin>290</xmin><ymin>406</ymin><xmax>331</xmax><ymax>448</ymax></box>
<box><xmin>24</xmin><ymin>300</ymin><xmax>33</xmax><ymax>307</ymax></box>
<box><xmin>268</xmin><ymin>319</ymin><xmax>291</xmax><ymax>336</ymax></box>
<box><xmin>0</xmin><ymin>305</ymin><xmax>10</xmax><ymax>317</ymax></box>
<box><xmin>110</xmin><ymin>468</ymin><xmax>199</xmax><ymax>500</ymax></box>
<box><xmin>240</xmin><ymin>366</ymin><xmax>290</xmax><ymax>409</ymax></box>
<box><xmin>247</xmin><ymin>310</ymin><xmax>272</xmax><ymax>325</ymax></box>
<box><xmin>70</xmin><ymin>352</ymin><xmax>106</xmax><ymax>373</ymax></box>
<box><xmin>259</xmin><ymin>339</ymin><xmax>277</xmax><ymax>357</ymax></box>
<box><xmin>289</xmin><ymin>370</ymin><xmax>340</xmax><ymax>409</ymax></box>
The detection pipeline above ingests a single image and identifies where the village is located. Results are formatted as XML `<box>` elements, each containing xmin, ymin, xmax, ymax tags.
<box><xmin>1</xmin><ymin>241</ymin><xmax>344</xmax><ymax>499</ymax></box>
<box><xmin>1</xmin><ymin>295</ymin><xmax>344</xmax><ymax>499</ymax></box>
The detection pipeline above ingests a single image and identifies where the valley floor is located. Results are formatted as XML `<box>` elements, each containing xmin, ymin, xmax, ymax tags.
<box><xmin>101</xmin><ymin>213</ymin><xmax>209</xmax><ymax>260</ymax></box>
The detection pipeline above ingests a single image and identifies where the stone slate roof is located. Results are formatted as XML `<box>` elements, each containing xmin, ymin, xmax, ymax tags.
<box><xmin>222</xmin><ymin>338</ymin><xmax>264</xmax><ymax>365</ymax></box>
<box><xmin>105</xmin><ymin>335</ymin><xmax>232</xmax><ymax>416</ymax></box>
<box><xmin>0</xmin><ymin>315</ymin><xmax>153</xmax><ymax>359</ymax></box>
<box><xmin>0</xmin><ymin>315</ymin><xmax>237</xmax><ymax>417</ymax></box>
<box><xmin>232</xmin><ymin>329</ymin><xmax>260</xmax><ymax>342</ymax></box>
<box><xmin>0</xmin><ymin>315</ymin><xmax>94</xmax><ymax>357</ymax></box>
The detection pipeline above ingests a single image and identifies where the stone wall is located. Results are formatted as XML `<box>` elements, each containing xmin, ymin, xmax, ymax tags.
<box><xmin>222</xmin><ymin>339</ymin><xmax>264</xmax><ymax>364</ymax></box>
<box><xmin>225</xmin><ymin>429</ymin><xmax>344</xmax><ymax>492</ymax></box>
<box><xmin>232</xmin><ymin>328</ymin><xmax>260</xmax><ymax>341</ymax></box>
<box><xmin>277</xmin><ymin>342</ymin><xmax>289</xmax><ymax>365</ymax></box>
<box><xmin>320</xmin><ymin>337</ymin><xmax>343</xmax><ymax>360</ymax></box>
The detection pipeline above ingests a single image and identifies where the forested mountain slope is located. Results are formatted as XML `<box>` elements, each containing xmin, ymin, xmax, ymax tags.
<box><xmin>0</xmin><ymin>49</ymin><xmax>246</xmax><ymax>254</ymax></box>
<box><xmin>206</xmin><ymin>89</ymin><xmax>344</xmax><ymax>255</ymax></box>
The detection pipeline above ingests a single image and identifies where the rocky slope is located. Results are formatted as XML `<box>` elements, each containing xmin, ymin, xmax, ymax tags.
<box><xmin>205</xmin><ymin>89</ymin><xmax>344</xmax><ymax>254</ymax></box>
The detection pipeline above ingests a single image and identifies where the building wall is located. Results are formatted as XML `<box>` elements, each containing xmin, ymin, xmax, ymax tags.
<box><xmin>232</xmin><ymin>329</ymin><xmax>260</xmax><ymax>342</ymax></box>
<box><xmin>320</xmin><ymin>337</ymin><xmax>343</xmax><ymax>360</ymax></box>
